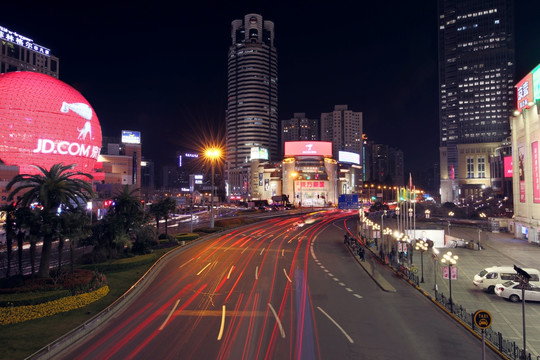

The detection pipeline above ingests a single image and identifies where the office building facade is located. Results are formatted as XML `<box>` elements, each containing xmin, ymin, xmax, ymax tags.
<box><xmin>226</xmin><ymin>14</ymin><xmax>278</xmax><ymax>199</ymax></box>
<box><xmin>281</xmin><ymin>113</ymin><xmax>319</xmax><ymax>155</ymax></box>
<box><xmin>321</xmin><ymin>105</ymin><xmax>363</xmax><ymax>160</ymax></box>
<box><xmin>1</xmin><ymin>25</ymin><xmax>59</xmax><ymax>78</ymax></box>
<box><xmin>438</xmin><ymin>0</ymin><xmax>515</xmax><ymax>202</ymax></box>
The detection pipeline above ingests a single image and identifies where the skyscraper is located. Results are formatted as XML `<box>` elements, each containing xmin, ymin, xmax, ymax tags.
<box><xmin>226</xmin><ymin>14</ymin><xmax>278</xmax><ymax>198</ymax></box>
<box><xmin>281</xmin><ymin>112</ymin><xmax>319</xmax><ymax>153</ymax></box>
<box><xmin>320</xmin><ymin>105</ymin><xmax>363</xmax><ymax>159</ymax></box>
<box><xmin>438</xmin><ymin>0</ymin><xmax>515</xmax><ymax>202</ymax></box>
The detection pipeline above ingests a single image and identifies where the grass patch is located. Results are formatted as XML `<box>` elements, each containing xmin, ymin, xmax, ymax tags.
<box><xmin>0</xmin><ymin>247</ymin><xmax>173</xmax><ymax>359</ymax></box>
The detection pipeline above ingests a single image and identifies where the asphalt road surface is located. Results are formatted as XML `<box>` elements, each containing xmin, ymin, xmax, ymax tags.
<box><xmin>57</xmin><ymin>210</ymin><xmax>501</xmax><ymax>360</ymax></box>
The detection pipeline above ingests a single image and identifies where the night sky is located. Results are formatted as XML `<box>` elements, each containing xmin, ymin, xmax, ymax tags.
<box><xmin>3</xmin><ymin>1</ymin><xmax>540</xmax><ymax>180</ymax></box>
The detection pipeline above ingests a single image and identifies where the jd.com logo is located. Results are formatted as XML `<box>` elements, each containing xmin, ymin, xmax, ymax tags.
<box><xmin>32</xmin><ymin>102</ymin><xmax>100</xmax><ymax>159</ymax></box>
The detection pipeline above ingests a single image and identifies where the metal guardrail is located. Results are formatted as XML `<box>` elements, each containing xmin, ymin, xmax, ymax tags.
<box><xmin>346</xmin><ymin>236</ymin><xmax>536</xmax><ymax>360</ymax></box>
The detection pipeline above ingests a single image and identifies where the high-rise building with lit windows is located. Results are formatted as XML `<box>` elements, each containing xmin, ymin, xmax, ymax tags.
<box><xmin>321</xmin><ymin>105</ymin><xmax>363</xmax><ymax>160</ymax></box>
<box><xmin>438</xmin><ymin>0</ymin><xmax>515</xmax><ymax>203</ymax></box>
<box><xmin>281</xmin><ymin>113</ymin><xmax>319</xmax><ymax>154</ymax></box>
<box><xmin>226</xmin><ymin>14</ymin><xmax>278</xmax><ymax>199</ymax></box>
<box><xmin>0</xmin><ymin>25</ymin><xmax>59</xmax><ymax>78</ymax></box>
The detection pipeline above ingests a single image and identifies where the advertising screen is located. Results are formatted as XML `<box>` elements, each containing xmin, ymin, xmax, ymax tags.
<box><xmin>0</xmin><ymin>72</ymin><xmax>102</xmax><ymax>176</ymax></box>
<box><xmin>503</xmin><ymin>156</ymin><xmax>513</xmax><ymax>178</ymax></box>
<box><xmin>533</xmin><ymin>64</ymin><xmax>540</xmax><ymax>103</ymax></box>
<box><xmin>533</xmin><ymin>142</ymin><xmax>540</xmax><ymax>203</ymax></box>
<box><xmin>338</xmin><ymin>151</ymin><xmax>360</xmax><ymax>165</ymax></box>
<box><xmin>284</xmin><ymin>141</ymin><xmax>332</xmax><ymax>157</ymax></box>
<box><xmin>121</xmin><ymin>130</ymin><xmax>141</xmax><ymax>144</ymax></box>
<box><xmin>517</xmin><ymin>73</ymin><xmax>534</xmax><ymax>111</ymax></box>
<box><xmin>250</xmin><ymin>147</ymin><xmax>269</xmax><ymax>160</ymax></box>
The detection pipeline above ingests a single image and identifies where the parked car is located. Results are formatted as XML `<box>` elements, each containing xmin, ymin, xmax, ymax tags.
<box><xmin>473</xmin><ymin>266</ymin><xmax>540</xmax><ymax>293</ymax></box>
<box><xmin>494</xmin><ymin>280</ymin><xmax>540</xmax><ymax>302</ymax></box>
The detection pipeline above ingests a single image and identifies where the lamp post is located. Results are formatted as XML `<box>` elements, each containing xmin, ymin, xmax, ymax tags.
<box><xmin>425</xmin><ymin>209</ymin><xmax>430</xmax><ymax>219</ymax></box>
<box><xmin>415</xmin><ymin>240</ymin><xmax>428</xmax><ymax>283</ymax></box>
<box><xmin>441</xmin><ymin>251</ymin><xmax>458</xmax><ymax>313</ymax></box>
<box><xmin>432</xmin><ymin>248</ymin><xmax>439</xmax><ymax>296</ymax></box>
<box><xmin>205</xmin><ymin>148</ymin><xmax>221</xmax><ymax>229</ymax></box>
<box><xmin>291</xmin><ymin>172</ymin><xmax>298</xmax><ymax>207</ymax></box>
<box><xmin>395</xmin><ymin>204</ymin><xmax>401</xmax><ymax>233</ymax></box>
<box><xmin>447</xmin><ymin>211</ymin><xmax>454</xmax><ymax>235</ymax></box>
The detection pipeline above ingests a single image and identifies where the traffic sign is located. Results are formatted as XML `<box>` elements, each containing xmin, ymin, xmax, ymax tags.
<box><xmin>474</xmin><ymin>310</ymin><xmax>492</xmax><ymax>329</ymax></box>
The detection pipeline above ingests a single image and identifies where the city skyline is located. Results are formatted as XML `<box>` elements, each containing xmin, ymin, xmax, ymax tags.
<box><xmin>2</xmin><ymin>1</ymin><xmax>540</xmax><ymax>178</ymax></box>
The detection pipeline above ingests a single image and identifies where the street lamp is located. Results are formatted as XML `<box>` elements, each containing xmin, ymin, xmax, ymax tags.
<box><xmin>447</xmin><ymin>211</ymin><xmax>454</xmax><ymax>235</ymax></box>
<box><xmin>291</xmin><ymin>172</ymin><xmax>298</xmax><ymax>207</ymax></box>
<box><xmin>432</xmin><ymin>248</ymin><xmax>439</xmax><ymax>296</ymax></box>
<box><xmin>441</xmin><ymin>251</ymin><xmax>458</xmax><ymax>313</ymax></box>
<box><xmin>205</xmin><ymin>147</ymin><xmax>221</xmax><ymax>229</ymax></box>
<box><xmin>395</xmin><ymin>204</ymin><xmax>401</xmax><ymax>233</ymax></box>
<box><xmin>415</xmin><ymin>240</ymin><xmax>428</xmax><ymax>283</ymax></box>
<box><xmin>425</xmin><ymin>209</ymin><xmax>430</xmax><ymax>219</ymax></box>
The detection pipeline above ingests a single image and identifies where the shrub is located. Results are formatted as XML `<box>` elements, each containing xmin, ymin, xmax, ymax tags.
<box><xmin>175</xmin><ymin>233</ymin><xmax>199</xmax><ymax>241</ymax></box>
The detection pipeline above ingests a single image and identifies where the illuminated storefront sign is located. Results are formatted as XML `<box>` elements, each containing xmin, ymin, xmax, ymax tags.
<box><xmin>533</xmin><ymin>142</ymin><xmax>540</xmax><ymax>203</ymax></box>
<box><xmin>284</xmin><ymin>141</ymin><xmax>332</xmax><ymax>157</ymax></box>
<box><xmin>517</xmin><ymin>73</ymin><xmax>533</xmax><ymax>111</ymax></box>
<box><xmin>185</xmin><ymin>153</ymin><xmax>199</xmax><ymax>158</ymax></box>
<box><xmin>0</xmin><ymin>25</ymin><xmax>51</xmax><ymax>56</ymax></box>
<box><xmin>338</xmin><ymin>151</ymin><xmax>360</xmax><ymax>165</ymax></box>
<box><xmin>250</xmin><ymin>147</ymin><xmax>269</xmax><ymax>160</ymax></box>
<box><xmin>519</xmin><ymin>146</ymin><xmax>525</xmax><ymax>203</ymax></box>
<box><xmin>121</xmin><ymin>130</ymin><xmax>141</xmax><ymax>144</ymax></box>
<box><xmin>503</xmin><ymin>156</ymin><xmax>513</xmax><ymax>178</ymax></box>
<box><xmin>0</xmin><ymin>72</ymin><xmax>102</xmax><ymax>175</ymax></box>
<box><xmin>533</xmin><ymin>65</ymin><xmax>540</xmax><ymax>103</ymax></box>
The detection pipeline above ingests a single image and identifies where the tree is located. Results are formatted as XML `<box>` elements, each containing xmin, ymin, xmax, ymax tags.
<box><xmin>108</xmin><ymin>185</ymin><xmax>145</xmax><ymax>236</ymax></box>
<box><xmin>149</xmin><ymin>197</ymin><xmax>177</xmax><ymax>236</ymax></box>
<box><xmin>15</xmin><ymin>207</ymin><xmax>41</xmax><ymax>277</ymax></box>
<box><xmin>58</xmin><ymin>209</ymin><xmax>92</xmax><ymax>273</ymax></box>
<box><xmin>7</xmin><ymin>164</ymin><xmax>94</xmax><ymax>278</ymax></box>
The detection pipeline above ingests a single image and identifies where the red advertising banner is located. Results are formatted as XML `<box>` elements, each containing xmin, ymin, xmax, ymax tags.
<box><xmin>517</xmin><ymin>72</ymin><xmax>534</xmax><ymax>111</ymax></box>
<box><xmin>284</xmin><ymin>141</ymin><xmax>332</xmax><ymax>157</ymax></box>
<box><xmin>442</xmin><ymin>266</ymin><xmax>458</xmax><ymax>280</ymax></box>
<box><xmin>503</xmin><ymin>156</ymin><xmax>513</xmax><ymax>178</ymax></box>
<box><xmin>519</xmin><ymin>147</ymin><xmax>526</xmax><ymax>202</ymax></box>
<box><xmin>533</xmin><ymin>142</ymin><xmax>540</xmax><ymax>203</ymax></box>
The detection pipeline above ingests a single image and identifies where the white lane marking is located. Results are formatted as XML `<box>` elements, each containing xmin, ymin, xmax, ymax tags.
<box><xmin>241</xmin><ymin>247</ymin><xmax>248</xmax><ymax>254</ymax></box>
<box><xmin>338</xmin><ymin>282</ymin><xmax>346</xmax><ymax>286</ymax></box>
<box><xmin>197</xmin><ymin>262</ymin><xmax>212</xmax><ymax>276</ymax></box>
<box><xmin>320</xmin><ymin>266</ymin><xmax>325</xmax><ymax>269</ymax></box>
<box><xmin>354</xmin><ymin>294</ymin><xmax>363</xmax><ymax>299</ymax></box>
<box><xmin>328</xmin><ymin>273</ymin><xmax>334</xmax><ymax>277</ymax></box>
<box><xmin>317</xmin><ymin>306</ymin><xmax>354</xmax><ymax>344</ymax></box>
<box><xmin>282</xmin><ymin>249</ymin><xmax>284</xmax><ymax>257</ymax></box>
<box><xmin>255</xmin><ymin>266</ymin><xmax>259</xmax><ymax>280</ymax></box>
<box><xmin>217</xmin><ymin>305</ymin><xmax>226</xmax><ymax>340</ymax></box>
<box><xmin>345</xmin><ymin>288</ymin><xmax>353</xmax><ymax>292</ymax></box>
<box><xmin>323</xmin><ymin>269</ymin><xmax>329</xmax><ymax>273</ymax></box>
<box><xmin>283</xmin><ymin>268</ymin><xmax>293</xmax><ymax>283</ymax></box>
<box><xmin>227</xmin><ymin>265</ymin><xmax>235</xmax><ymax>279</ymax></box>
<box><xmin>179</xmin><ymin>258</ymin><xmax>194</xmax><ymax>268</ymax></box>
<box><xmin>333</xmin><ymin>277</ymin><xmax>340</xmax><ymax>281</ymax></box>
<box><xmin>159</xmin><ymin>299</ymin><xmax>180</xmax><ymax>331</ymax></box>
<box><xmin>260</xmin><ymin>248</ymin><xmax>265</xmax><ymax>255</ymax></box>
<box><xmin>268</xmin><ymin>303</ymin><xmax>286</xmax><ymax>338</ymax></box>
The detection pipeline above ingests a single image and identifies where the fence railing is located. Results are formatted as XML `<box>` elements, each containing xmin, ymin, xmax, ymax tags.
<box><xmin>346</xmin><ymin>239</ymin><xmax>536</xmax><ymax>360</ymax></box>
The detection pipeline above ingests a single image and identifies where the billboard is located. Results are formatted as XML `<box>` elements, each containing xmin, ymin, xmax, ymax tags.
<box><xmin>250</xmin><ymin>147</ymin><xmax>269</xmax><ymax>160</ymax></box>
<box><xmin>121</xmin><ymin>130</ymin><xmax>141</xmax><ymax>144</ymax></box>
<box><xmin>517</xmin><ymin>73</ymin><xmax>534</xmax><ymax>111</ymax></box>
<box><xmin>284</xmin><ymin>141</ymin><xmax>332</xmax><ymax>157</ymax></box>
<box><xmin>518</xmin><ymin>146</ymin><xmax>525</xmax><ymax>202</ymax></box>
<box><xmin>0</xmin><ymin>72</ymin><xmax>102</xmax><ymax>176</ymax></box>
<box><xmin>338</xmin><ymin>151</ymin><xmax>360</xmax><ymax>165</ymax></box>
<box><xmin>503</xmin><ymin>156</ymin><xmax>513</xmax><ymax>178</ymax></box>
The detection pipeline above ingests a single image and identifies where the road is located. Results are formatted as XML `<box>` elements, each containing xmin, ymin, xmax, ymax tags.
<box><xmin>56</xmin><ymin>210</ymin><xmax>500</xmax><ymax>359</ymax></box>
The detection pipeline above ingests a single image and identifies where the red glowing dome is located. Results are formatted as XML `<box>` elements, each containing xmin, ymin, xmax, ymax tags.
<box><xmin>0</xmin><ymin>72</ymin><xmax>102</xmax><ymax>175</ymax></box>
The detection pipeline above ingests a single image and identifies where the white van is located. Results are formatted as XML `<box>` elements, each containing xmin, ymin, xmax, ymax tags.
<box><xmin>473</xmin><ymin>266</ymin><xmax>540</xmax><ymax>293</ymax></box>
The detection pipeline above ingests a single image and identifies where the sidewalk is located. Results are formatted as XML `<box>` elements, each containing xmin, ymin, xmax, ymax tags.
<box><xmin>352</xmin><ymin>221</ymin><xmax>540</xmax><ymax>358</ymax></box>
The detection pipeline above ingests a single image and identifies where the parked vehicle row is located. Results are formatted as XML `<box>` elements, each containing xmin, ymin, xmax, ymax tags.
<box><xmin>473</xmin><ymin>265</ymin><xmax>540</xmax><ymax>303</ymax></box>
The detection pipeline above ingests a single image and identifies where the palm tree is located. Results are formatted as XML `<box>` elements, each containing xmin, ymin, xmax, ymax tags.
<box><xmin>7</xmin><ymin>164</ymin><xmax>94</xmax><ymax>278</ymax></box>
<box><xmin>14</xmin><ymin>207</ymin><xmax>41</xmax><ymax>277</ymax></box>
<box><xmin>109</xmin><ymin>185</ymin><xmax>146</xmax><ymax>235</ymax></box>
<box><xmin>160</xmin><ymin>197</ymin><xmax>177</xmax><ymax>236</ymax></box>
